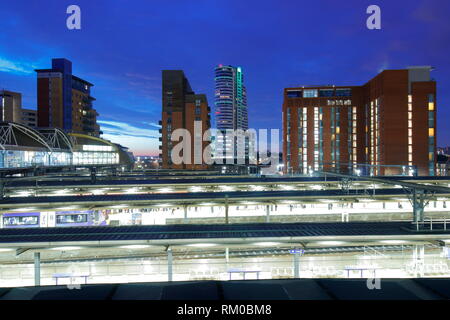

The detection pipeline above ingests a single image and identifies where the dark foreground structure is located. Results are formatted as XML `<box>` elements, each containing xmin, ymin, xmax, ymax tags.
<box><xmin>2</xmin><ymin>278</ymin><xmax>450</xmax><ymax>300</ymax></box>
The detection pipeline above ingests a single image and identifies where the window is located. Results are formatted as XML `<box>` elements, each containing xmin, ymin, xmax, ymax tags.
<box><xmin>303</xmin><ymin>89</ymin><xmax>318</xmax><ymax>98</ymax></box>
<box><xmin>286</xmin><ymin>90</ymin><xmax>302</xmax><ymax>98</ymax></box>
<box><xmin>319</xmin><ymin>89</ymin><xmax>334</xmax><ymax>97</ymax></box>
<box><xmin>335</xmin><ymin>88</ymin><xmax>352</xmax><ymax>97</ymax></box>
<box><xmin>57</xmin><ymin>213</ymin><xmax>88</xmax><ymax>224</ymax></box>
<box><xmin>3</xmin><ymin>215</ymin><xmax>39</xmax><ymax>226</ymax></box>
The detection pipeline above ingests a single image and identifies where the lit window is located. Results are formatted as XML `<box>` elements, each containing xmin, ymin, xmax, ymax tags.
<box><xmin>429</xmin><ymin>128</ymin><xmax>435</xmax><ymax>137</ymax></box>
<box><xmin>303</xmin><ymin>89</ymin><xmax>318</xmax><ymax>98</ymax></box>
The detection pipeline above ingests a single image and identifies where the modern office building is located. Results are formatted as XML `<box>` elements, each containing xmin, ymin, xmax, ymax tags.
<box><xmin>21</xmin><ymin>108</ymin><xmax>37</xmax><ymax>128</ymax></box>
<box><xmin>283</xmin><ymin>66</ymin><xmax>437</xmax><ymax>176</ymax></box>
<box><xmin>35</xmin><ymin>58</ymin><xmax>100</xmax><ymax>137</ymax></box>
<box><xmin>0</xmin><ymin>90</ymin><xmax>22</xmax><ymax>123</ymax></box>
<box><xmin>214</xmin><ymin>65</ymin><xmax>249</xmax><ymax>163</ymax></box>
<box><xmin>159</xmin><ymin>70</ymin><xmax>211</xmax><ymax>170</ymax></box>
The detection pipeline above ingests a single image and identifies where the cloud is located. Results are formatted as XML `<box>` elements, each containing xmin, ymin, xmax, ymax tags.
<box><xmin>142</xmin><ymin>121</ymin><xmax>162</xmax><ymax>129</ymax></box>
<box><xmin>98</xmin><ymin>120</ymin><xmax>160</xmax><ymax>155</ymax></box>
<box><xmin>0</xmin><ymin>57</ymin><xmax>36</xmax><ymax>75</ymax></box>
<box><xmin>98</xmin><ymin>120</ymin><xmax>159</xmax><ymax>139</ymax></box>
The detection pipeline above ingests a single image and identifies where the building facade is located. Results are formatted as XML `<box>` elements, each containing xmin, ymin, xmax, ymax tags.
<box><xmin>35</xmin><ymin>58</ymin><xmax>100</xmax><ymax>137</ymax></box>
<box><xmin>160</xmin><ymin>70</ymin><xmax>211</xmax><ymax>170</ymax></box>
<box><xmin>283</xmin><ymin>66</ymin><xmax>437</xmax><ymax>176</ymax></box>
<box><xmin>0</xmin><ymin>90</ymin><xmax>22</xmax><ymax>123</ymax></box>
<box><xmin>21</xmin><ymin>108</ymin><xmax>37</xmax><ymax>128</ymax></box>
<box><xmin>214</xmin><ymin>65</ymin><xmax>249</xmax><ymax>163</ymax></box>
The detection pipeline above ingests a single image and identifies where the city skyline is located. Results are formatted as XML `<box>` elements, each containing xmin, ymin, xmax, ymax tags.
<box><xmin>1</xmin><ymin>0</ymin><xmax>449</xmax><ymax>155</ymax></box>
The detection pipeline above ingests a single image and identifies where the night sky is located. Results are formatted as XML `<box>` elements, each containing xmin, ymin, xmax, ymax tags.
<box><xmin>1</xmin><ymin>0</ymin><xmax>449</xmax><ymax>155</ymax></box>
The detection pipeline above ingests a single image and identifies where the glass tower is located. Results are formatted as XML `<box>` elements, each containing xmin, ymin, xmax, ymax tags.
<box><xmin>214</xmin><ymin>65</ymin><xmax>248</xmax><ymax>162</ymax></box>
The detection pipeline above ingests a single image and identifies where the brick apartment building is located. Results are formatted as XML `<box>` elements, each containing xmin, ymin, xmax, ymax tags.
<box><xmin>282</xmin><ymin>66</ymin><xmax>436</xmax><ymax>176</ymax></box>
<box><xmin>36</xmin><ymin>58</ymin><xmax>100</xmax><ymax>137</ymax></box>
<box><xmin>160</xmin><ymin>70</ymin><xmax>211</xmax><ymax>170</ymax></box>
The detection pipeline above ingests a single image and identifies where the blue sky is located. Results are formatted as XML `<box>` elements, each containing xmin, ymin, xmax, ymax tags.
<box><xmin>1</xmin><ymin>0</ymin><xmax>449</xmax><ymax>155</ymax></box>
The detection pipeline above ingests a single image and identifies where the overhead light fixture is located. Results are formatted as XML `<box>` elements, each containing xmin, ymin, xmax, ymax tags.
<box><xmin>119</xmin><ymin>245</ymin><xmax>151</xmax><ymax>249</ymax></box>
<box><xmin>187</xmin><ymin>243</ymin><xmax>217</xmax><ymax>248</ymax></box>
<box><xmin>13</xmin><ymin>207</ymin><xmax>35</xmax><ymax>212</ymax></box>
<box><xmin>156</xmin><ymin>203</ymin><xmax>171</xmax><ymax>207</ymax></box>
<box><xmin>125</xmin><ymin>188</ymin><xmax>138</xmax><ymax>194</ymax></box>
<box><xmin>16</xmin><ymin>191</ymin><xmax>32</xmax><ymax>197</ymax></box>
<box><xmin>381</xmin><ymin>240</ymin><xmax>407</xmax><ymax>245</ymax></box>
<box><xmin>50</xmin><ymin>246</ymin><xmax>83</xmax><ymax>251</ymax></box>
<box><xmin>111</xmin><ymin>204</ymin><xmax>127</xmax><ymax>209</ymax></box>
<box><xmin>57</xmin><ymin>206</ymin><xmax>78</xmax><ymax>210</ymax></box>
<box><xmin>54</xmin><ymin>189</ymin><xmax>69</xmax><ymax>195</ymax></box>
<box><xmin>190</xmin><ymin>186</ymin><xmax>203</xmax><ymax>193</ymax></box>
<box><xmin>0</xmin><ymin>248</ymin><xmax>14</xmax><ymax>252</ymax></box>
<box><xmin>316</xmin><ymin>241</ymin><xmax>345</xmax><ymax>246</ymax></box>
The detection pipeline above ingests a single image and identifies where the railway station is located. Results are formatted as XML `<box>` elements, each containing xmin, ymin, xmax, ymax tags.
<box><xmin>0</xmin><ymin>171</ymin><xmax>450</xmax><ymax>294</ymax></box>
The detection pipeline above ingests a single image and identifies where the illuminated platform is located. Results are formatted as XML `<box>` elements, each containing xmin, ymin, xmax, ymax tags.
<box><xmin>0</xmin><ymin>221</ymin><xmax>449</xmax><ymax>247</ymax></box>
<box><xmin>1</xmin><ymin>222</ymin><xmax>450</xmax><ymax>288</ymax></box>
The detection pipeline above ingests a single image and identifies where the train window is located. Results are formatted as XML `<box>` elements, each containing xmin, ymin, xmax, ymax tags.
<box><xmin>56</xmin><ymin>214</ymin><xmax>88</xmax><ymax>224</ymax></box>
<box><xmin>3</xmin><ymin>216</ymin><xmax>39</xmax><ymax>226</ymax></box>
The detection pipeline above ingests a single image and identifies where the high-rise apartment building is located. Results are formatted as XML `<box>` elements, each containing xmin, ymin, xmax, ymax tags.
<box><xmin>160</xmin><ymin>70</ymin><xmax>211</xmax><ymax>170</ymax></box>
<box><xmin>35</xmin><ymin>58</ymin><xmax>100</xmax><ymax>137</ymax></box>
<box><xmin>214</xmin><ymin>65</ymin><xmax>249</xmax><ymax>162</ymax></box>
<box><xmin>0</xmin><ymin>90</ymin><xmax>22</xmax><ymax>123</ymax></box>
<box><xmin>283</xmin><ymin>66</ymin><xmax>437</xmax><ymax>176</ymax></box>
